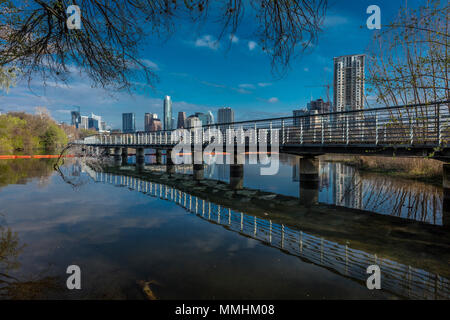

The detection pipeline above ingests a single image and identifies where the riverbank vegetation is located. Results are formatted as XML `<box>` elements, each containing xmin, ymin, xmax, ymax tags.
<box><xmin>330</xmin><ymin>156</ymin><xmax>443</xmax><ymax>186</ymax></box>
<box><xmin>0</xmin><ymin>112</ymin><xmax>68</xmax><ymax>154</ymax></box>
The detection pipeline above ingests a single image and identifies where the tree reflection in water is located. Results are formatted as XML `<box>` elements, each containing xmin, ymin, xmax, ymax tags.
<box><xmin>0</xmin><ymin>219</ymin><xmax>62</xmax><ymax>299</ymax></box>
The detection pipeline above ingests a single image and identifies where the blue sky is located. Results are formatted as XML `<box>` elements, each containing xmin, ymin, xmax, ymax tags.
<box><xmin>0</xmin><ymin>0</ymin><xmax>418</xmax><ymax>130</ymax></box>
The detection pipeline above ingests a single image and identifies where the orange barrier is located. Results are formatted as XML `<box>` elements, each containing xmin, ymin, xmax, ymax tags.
<box><xmin>0</xmin><ymin>154</ymin><xmax>75</xmax><ymax>159</ymax></box>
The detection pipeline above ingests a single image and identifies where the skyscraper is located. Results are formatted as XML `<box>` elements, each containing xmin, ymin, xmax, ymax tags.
<box><xmin>122</xmin><ymin>113</ymin><xmax>136</xmax><ymax>133</ymax></box>
<box><xmin>145</xmin><ymin>113</ymin><xmax>161</xmax><ymax>132</ymax></box>
<box><xmin>177</xmin><ymin>112</ymin><xmax>186</xmax><ymax>129</ymax></box>
<box><xmin>217</xmin><ymin>107</ymin><xmax>234</xmax><ymax>124</ymax></box>
<box><xmin>206</xmin><ymin>111</ymin><xmax>214</xmax><ymax>125</ymax></box>
<box><xmin>80</xmin><ymin>116</ymin><xmax>88</xmax><ymax>129</ymax></box>
<box><xmin>163</xmin><ymin>95</ymin><xmax>172</xmax><ymax>130</ymax></box>
<box><xmin>195</xmin><ymin>112</ymin><xmax>208</xmax><ymax>126</ymax></box>
<box><xmin>71</xmin><ymin>111</ymin><xmax>81</xmax><ymax>128</ymax></box>
<box><xmin>333</xmin><ymin>54</ymin><xmax>365</xmax><ymax>113</ymax></box>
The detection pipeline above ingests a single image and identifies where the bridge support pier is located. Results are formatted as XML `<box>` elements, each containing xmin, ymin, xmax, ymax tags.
<box><xmin>104</xmin><ymin>147</ymin><xmax>111</xmax><ymax>157</ymax></box>
<box><xmin>121</xmin><ymin>147</ymin><xmax>128</xmax><ymax>166</ymax></box>
<box><xmin>156</xmin><ymin>149</ymin><xmax>163</xmax><ymax>165</ymax></box>
<box><xmin>166</xmin><ymin>149</ymin><xmax>175</xmax><ymax>175</ymax></box>
<box><xmin>193</xmin><ymin>150</ymin><xmax>204</xmax><ymax>181</ymax></box>
<box><xmin>443</xmin><ymin>164</ymin><xmax>450</xmax><ymax>228</ymax></box>
<box><xmin>114</xmin><ymin>147</ymin><xmax>121</xmax><ymax>166</ymax></box>
<box><xmin>299</xmin><ymin>156</ymin><xmax>319</xmax><ymax>207</ymax></box>
<box><xmin>136</xmin><ymin>148</ymin><xmax>145</xmax><ymax>171</ymax></box>
<box><xmin>230</xmin><ymin>152</ymin><xmax>244</xmax><ymax>190</ymax></box>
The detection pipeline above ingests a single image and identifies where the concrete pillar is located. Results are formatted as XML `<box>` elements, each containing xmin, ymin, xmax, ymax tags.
<box><xmin>136</xmin><ymin>147</ymin><xmax>145</xmax><ymax>171</ymax></box>
<box><xmin>114</xmin><ymin>147</ymin><xmax>121</xmax><ymax>166</ymax></box>
<box><xmin>230</xmin><ymin>164</ymin><xmax>244</xmax><ymax>190</ymax></box>
<box><xmin>193</xmin><ymin>150</ymin><xmax>204</xmax><ymax>181</ymax></box>
<box><xmin>121</xmin><ymin>147</ymin><xmax>128</xmax><ymax>166</ymax></box>
<box><xmin>443</xmin><ymin>164</ymin><xmax>450</xmax><ymax>228</ymax></box>
<box><xmin>230</xmin><ymin>151</ymin><xmax>244</xmax><ymax>190</ymax></box>
<box><xmin>299</xmin><ymin>156</ymin><xmax>319</xmax><ymax>207</ymax></box>
<box><xmin>166</xmin><ymin>149</ymin><xmax>175</xmax><ymax>175</ymax></box>
<box><xmin>156</xmin><ymin>149</ymin><xmax>163</xmax><ymax>165</ymax></box>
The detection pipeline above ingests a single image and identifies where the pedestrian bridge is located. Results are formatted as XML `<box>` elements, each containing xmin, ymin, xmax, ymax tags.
<box><xmin>76</xmin><ymin>101</ymin><xmax>450</xmax><ymax>159</ymax></box>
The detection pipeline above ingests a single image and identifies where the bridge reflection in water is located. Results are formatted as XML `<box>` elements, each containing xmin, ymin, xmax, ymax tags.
<box><xmin>83</xmin><ymin>166</ymin><xmax>449</xmax><ymax>300</ymax></box>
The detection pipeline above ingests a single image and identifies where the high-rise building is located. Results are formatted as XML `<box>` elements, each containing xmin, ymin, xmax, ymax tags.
<box><xmin>195</xmin><ymin>112</ymin><xmax>208</xmax><ymax>126</ymax></box>
<box><xmin>88</xmin><ymin>113</ymin><xmax>102</xmax><ymax>131</ymax></box>
<box><xmin>88</xmin><ymin>118</ymin><xmax>99</xmax><ymax>131</ymax></box>
<box><xmin>150</xmin><ymin>118</ymin><xmax>162</xmax><ymax>131</ymax></box>
<box><xmin>145</xmin><ymin>113</ymin><xmax>161</xmax><ymax>132</ymax></box>
<box><xmin>307</xmin><ymin>98</ymin><xmax>331</xmax><ymax>114</ymax></box>
<box><xmin>80</xmin><ymin>116</ymin><xmax>88</xmax><ymax>129</ymax></box>
<box><xmin>177</xmin><ymin>112</ymin><xmax>186</xmax><ymax>129</ymax></box>
<box><xmin>71</xmin><ymin>111</ymin><xmax>81</xmax><ymax>128</ymax></box>
<box><xmin>185</xmin><ymin>116</ymin><xmax>202</xmax><ymax>128</ymax></box>
<box><xmin>144</xmin><ymin>113</ymin><xmax>152</xmax><ymax>132</ymax></box>
<box><xmin>206</xmin><ymin>111</ymin><xmax>214</xmax><ymax>125</ymax></box>
<box><xmin>217</xmin><ymin>107</ymin><xmax>234</xmax><ymax>124</ymax></box>
<box><xmin>122</xmin><ymin>113</ymin><xmax>136</xmax><ymax>133</ymax></box>
<box><xmin>333</xmin><ymin>54</ymin><xmax>365</xmax><ymax>113</ymax></box>
<box><xmin>163</xmin><ymin>95</ymin><xmax>172</xmax><ymax>130</ymax></box>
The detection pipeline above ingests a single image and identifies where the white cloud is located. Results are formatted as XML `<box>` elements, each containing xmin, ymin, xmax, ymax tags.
<box><xmin>229</xmin><ymin>34</ymin><xmax>239</xmax><ymax>43</ymax></box>
<box><xmin>140</xmin><ymin>59</ymin><xmax>159</xmax><ymax>70</ymax></box>
<box><xmin>248</xmin><ymin>41</ymin><xmax>257</xmax><ymax>51</ymax></box>
<box><xmin>195</xmin><ymin>35</ymin><xmax>220</xmax><ymax>50</ymax></box>
<box><xmin>323</xmin><ymin>15</ymin><xmax>349</xmax><ymax>27</ymax></box>
<box><xmin>257</xmin><ymin>82</ymin><xmax>272</xmax><ymax>87</ymax></box>
<box><xmin>239</xmin><ymin>83</ymin><xmax>255</xmax><ymax>89</ymax></box>
<box><xmin>233</xmin><ymin>87</ymin><xmax>252</xmax><ymax>94</ymax></box>
<box><xmin>268</xmin><ymin>97</ymin><xmax>279</xmax><ymax>103</ymax></box>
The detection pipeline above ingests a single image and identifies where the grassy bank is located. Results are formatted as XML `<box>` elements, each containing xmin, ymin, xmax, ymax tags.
<box><xmin>0</xmin><ymin>112</ymin><xmax>68</xmax><ymax>155</ymax></box>
<box><xmin>326</xmin><ymin>155</ymin><xmax>443</xmax><ymax>186</ymax></box>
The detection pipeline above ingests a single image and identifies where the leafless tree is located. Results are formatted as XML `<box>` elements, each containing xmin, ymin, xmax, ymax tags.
<box><xmin>366</xmin><ymin>0</ymin><xmax>449</xmax><ymax>107</ymax></box>
<box><xmin>0</xmin><ymin>0</ymin><xmax>327</xmax><ymax>91</ymax></box>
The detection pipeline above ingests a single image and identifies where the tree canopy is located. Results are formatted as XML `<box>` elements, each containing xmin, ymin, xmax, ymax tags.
<box><xmin>0</xmin><ymin>0</ymin><xmax>327</xmax><ymax>91</ymax></box>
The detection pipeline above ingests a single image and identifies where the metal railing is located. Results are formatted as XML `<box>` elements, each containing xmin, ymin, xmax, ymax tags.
<box><xmin>85</xmin><ymin>168</ymin><xmax>450</xmax><ymax>300</ymax></box>
<box><xmin>79</xmin><ymin>101</ymin><xmax>450</xmax><ymax>148</ymax></box>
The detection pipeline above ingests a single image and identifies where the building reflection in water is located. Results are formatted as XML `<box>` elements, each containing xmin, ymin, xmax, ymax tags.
<box><xmin>84</xmin><ymin>167</ymin><xmax>450</xmax><ymax>300</ymax></box>
<box><xmin>293</xmin><ymin>161</ymin><xmax>443</xmax><ymax>225</ymax></box>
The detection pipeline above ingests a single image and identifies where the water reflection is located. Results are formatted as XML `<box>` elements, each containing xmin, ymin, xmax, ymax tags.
<box><xmin>118</xmin><ymin>152</ymin><xmax>444</xmax><ymax>225</ymax></box>
<box><xmin>87</xmin><ymin>166</ymin><xmax>450</xmax><ymax>300</ymax></box>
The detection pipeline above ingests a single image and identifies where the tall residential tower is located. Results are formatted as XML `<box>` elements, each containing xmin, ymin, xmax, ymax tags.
<box><xmin>333</xmin><ymin>54</ymin><xmax>365</xmax><ymax>113</ymax></box>
<box><xmin>217</xmin><ymin>107</ymin><xmax>234</xmax><ymax>124</ymax></box>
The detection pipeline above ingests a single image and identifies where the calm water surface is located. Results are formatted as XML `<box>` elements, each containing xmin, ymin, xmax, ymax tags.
<box><xmin>0</xmin><ymin>155</ymin><xmax>448</xmax><ymax>299</ymax></box>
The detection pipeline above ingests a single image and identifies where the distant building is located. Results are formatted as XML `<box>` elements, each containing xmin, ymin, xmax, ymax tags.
<box><xmin>333</xmin><ymin>54</ymin><xmax>365</xmax><ymax>113</ymax></box>
<box><xmin>217</xmin><ymin>107</ymin><xmax>234</xmax><ymax>124</ymax></box>
<box><xmin>177</xmin><ymin>112</ymin><xmax>186</xmax><ymax>129</ymax></box>
<box><xmin>71</xmin><ymin>111</ymin><xmax>81</xmax><ymax>128</ymax></box>
<box><xmin>307</xmin><ymin>98</ymin><xmax>331</xmax><ymax>114</ymax></box>
<box><xmin>195</xmin><ymin>112</ymin><xmax>208</xmax><ymax>126</ymax></box>
<box><xmin>185</xmin><ymin>115</ymin><xmax>202</xmax><ymax>128</ymax></box>
<box><xmin>206</xmin><ymin>111</ymin><xmax>214</xmax><ymax>125</ymax></box>
<box><xmin>122</xmin><ymin>113</ymin><xmax>136</xmax><ymax>133</ymax></box>
<box><xmin>80</xmin><ymin>116</ymin><xmax>88</xmax><ymax>129</ymax></box>
<box><xmin>150</xmin><ymin>118</ymin><xmax>162</xmax><ymax>131</ymax></box>
<box><xmin>145</xmin><ymin>113</ymin><xmax>161</xmax><ymax>132</ymax></box>
<box><xmin>88</xmin><ymin>117</ymin><xmax>99</xmax><ymax>131</ymax></box>
<box><xmin>163</xmin><ymin>95</ymin><xmax>172</xmax><ymax>130</ymax></box>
